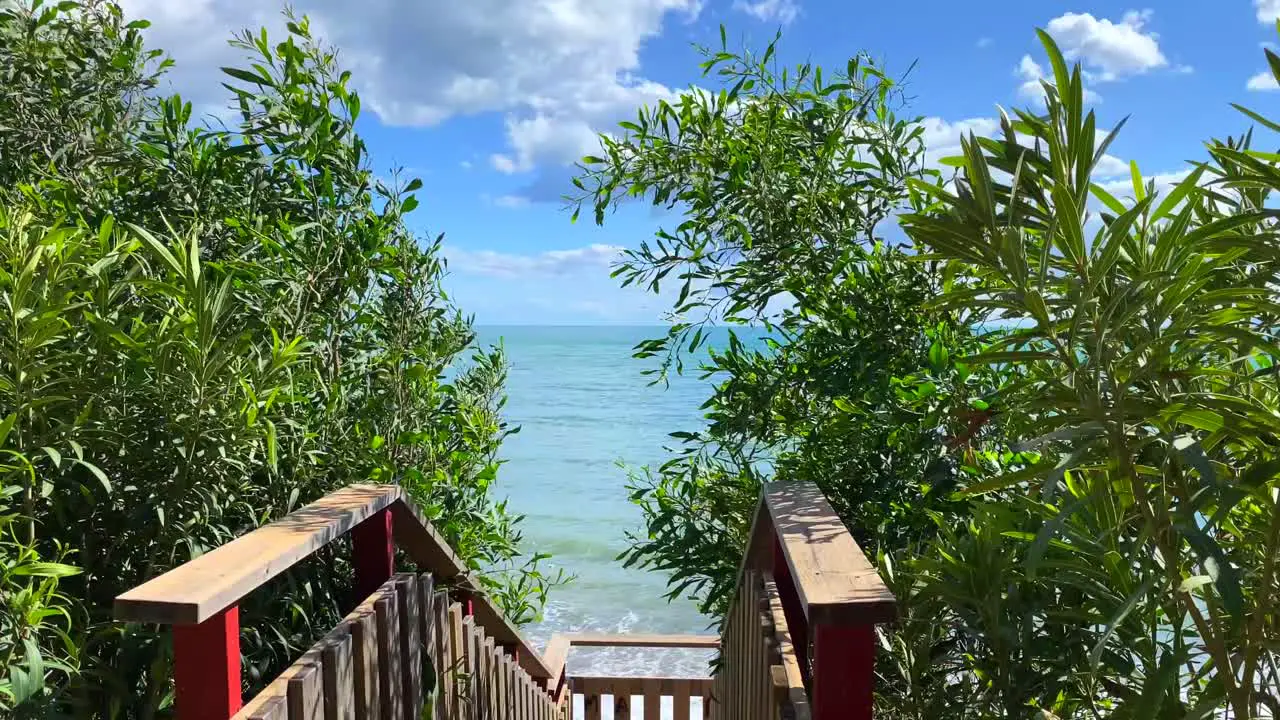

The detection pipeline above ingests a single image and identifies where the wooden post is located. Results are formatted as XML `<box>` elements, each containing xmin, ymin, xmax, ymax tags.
<box><xmin>811</xmin><ymin>623</ymin><xmax>874</xmax><ymax>720</ymax></box>
<box><xmin>173</xmin><ymin>605</ymin><xmax>241</xmax><ymax>720</ymax></box>
<box><xmin>353</xmin><ymin>508</ymin><xmax>394</xmax><ymax>603</ymax></box>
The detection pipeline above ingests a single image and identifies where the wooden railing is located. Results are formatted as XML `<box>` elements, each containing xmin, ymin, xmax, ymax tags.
<box><xmin>114</xmin><ymin>485</ymin><xmax>566</xmax><ymax>720</ymax></box>
<box><xmin>543</xmin><ymin>634</ymin><xmax>718</xmax><ymax>719</ymax></box>
<box><xmin>113</xmin><ymin>481</ymin><xmax>894</xmax><ymax>720</ymax></box>
<box><xmin>712</xmin><ymin>482</ymin><xmax>896</xmax><ymax>720</ymax></box>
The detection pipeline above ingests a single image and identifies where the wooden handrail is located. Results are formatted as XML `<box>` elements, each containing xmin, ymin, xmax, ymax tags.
<box><xmin>722</xmin><ymin>481</ymin><xmax>897</xmax><ymax>720</ymax></box>
<box><xmin>557</xmin><ymin>633</ymin><xmax>719</xmax><ymax>648</ymax></box>
<box><xmin>114</xmin><ymin>483</ymin><xmax>555</xmax><ymax>720</ymax></box>
<box><xmin>763</xmin><ymin>482</ymin><xmax>895</xmax><ymax>625</ymax></box>
<box><xmin>115</xmin><ymin>485</ymin><xmax>400</xmax><ymax>625</ymax></box>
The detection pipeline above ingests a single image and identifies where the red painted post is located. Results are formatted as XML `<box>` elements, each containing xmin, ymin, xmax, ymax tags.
<box><xmin>173</xmin><ymin>605</ymin><xmax>241</xmax><ymax>720</ymax></box>
<box><xmin>352</xmin><ymin>508</ymin><xmax>395</xmax><ymax>603</ymax></box>
<box><xmin>811</xmin><ymin>623</ymin><xmax>875</xmax><ymax>720</ymax></box>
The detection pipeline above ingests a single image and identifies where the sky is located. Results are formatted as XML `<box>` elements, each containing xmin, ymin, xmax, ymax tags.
<box><xmin>119</xmin><ymin>0</ymin><xmax>1279</xmax><ymax>324</ymax></box>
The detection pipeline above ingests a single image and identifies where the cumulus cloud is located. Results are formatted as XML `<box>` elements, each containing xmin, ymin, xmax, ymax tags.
<box><xmin>1015</xmin><ymin>54</ymin><xmax>1103</xmax><ymax>105</ymax></box>
<box><xmin>917</xmin><ymin>117</ymin><xmax>1127</xmax><ymax>182</ymax></box>
<box><xmin>1258</xmin><ymin>0</ymin><xmax>1280</xmax><ymax>23</ymax></box>
<box><xmin>115</xmin><ymin>0</ymin><xmax>699</xmax><ymax>179</ymax></box>
<box><xmin>445</xmin><ymin>244</ymin><xmax>625</xmax><ymax>279</ymax></box>
<box><xmin>1096</xmin><ymin>168</ymin><xmax>1194</xmax><ymax>201</ymax></box>
<box><xmin>919</xmin><ymin>116</ymin><xmax>1000</xmax><ymax>169</ymax></box>
<box><xmin>1248</xmin><ymin>70</ymin><xmax>1280</xmax><ymax>91</ymax></box>
<box><xmin>733</xmin><ymin>0</ymin><xmax>800</xmax><ymax>24</ymax></box>
<box><xmin>1045</xmin><ymin>10</ymin><xmax>1167</xmax><ymax>81</ymax></box>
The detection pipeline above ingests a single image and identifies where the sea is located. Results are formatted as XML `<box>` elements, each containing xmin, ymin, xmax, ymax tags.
<box><xmin>475</xmin><ymin>325</ymin><xmax>732</xmax><ymax>715</ymax></box>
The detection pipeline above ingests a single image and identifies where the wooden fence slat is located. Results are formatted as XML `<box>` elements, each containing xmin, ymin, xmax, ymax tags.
<box><xmin>614</xmin><ymin>691</ymin><xmax>631</xmax><ymax>720</ymax></box>
<box><xmin>288</xmin><ymin>660</ymin><xmax>324</xmax><ymax>720</ymax></box>
<box><xmin>483</xmin><ymin>635</ymin><xmax>498</xmax><ymax>719</ymax></box>
<box><xmin>321</xmin><ymin>633</ymin><xmax>355</xmax><ymax>720</ymax></box>
<box><xmin>447</xmin><ymin>600</ymin><xmax>464</xmax><ymax>720</ymax></box>
<box><xmin>375</xmin><ymin>593</ymin><xmax>404</xmax><ymax>720</ymax></box>
<box><xmin>642</xmin><ymin>689</ymin><xmax>659</xmax><ymax>720</ymax></box>
<box><xmin>397</xmin><ymin>575</ymin><xmax>423</xmax><ymax>719</ymax></box>
<box><xmin>462</xmin><ymin>617</ymin><xmax>478</xmax><ymax>720</ymax></box>
<box><xmin>585</xmin><ymin>691</ymin><xmax>601</xmax><ymax>720</ymax></box>
<box><xmin>672</xmin><ymin>679</ymin><xmax>690</xmax><ymax>720</ymax></box>
<box><xmin>352</xmin><ymin>611</ymin><xmax>381</xmax><ymax>720</ymax></box>
<box><xmin>494</xmin><ymin>646</ymin><xmax>507</xmax><ymax>720</ymax></box>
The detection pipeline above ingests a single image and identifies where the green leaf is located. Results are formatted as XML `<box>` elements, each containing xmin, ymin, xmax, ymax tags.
<box><xmin>0</xmin><ymin>413</ymin><xmax>14</xmax><ymax>448</ymax></box>
<box><xmin>1179</xmin><ymin>522</ymin><xmax>1245</xmax><ymax>622</ymax></box>
<box><xmin>1089</xmin><ymin>576</ymin><xmax>1158</xmax><ymax>670</ymax></box>
<box><xmin>1129</xmin><ymin>159</ymin><xmax>1146</xmax><ymax>202</ymax></box>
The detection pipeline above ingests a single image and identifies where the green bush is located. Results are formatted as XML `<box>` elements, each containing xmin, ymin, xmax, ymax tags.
<box><xmin>580</xmin><ymin>25</ymin><xmax>1280</xmax><ymax>720</ymax></box>
<box><xmin>0</xmin><ymin>1</ymin><xmax>559</xmax><ymax>716</ymax></box>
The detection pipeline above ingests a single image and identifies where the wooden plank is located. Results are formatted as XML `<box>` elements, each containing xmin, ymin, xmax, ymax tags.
<box><xmin>762</xmin><ymin>573</ymin><xmax>810</xmax><ymax>720</ymax></box>
<box><xmin>559</xmin><ymin>634</ymin><xmax>720</xmax><ymax>649</ymax></box>
<box><xmin>672</xmin><ymin>679</ymin><xmax>691</xmax><ymax>720</ymax></box>
<box><xmin>445</xmin><ymin>594</ymin><xmax>465</xmax><ymax>717</ymax></box>
<box><xmin>396</xmin><ymin>575</ymin><xmax>423</xmax><ymax>719</ymax></box>
<box><xmin>351</xmin><ymin>610</ymin><xmax>380</xmax><ymax>720</ymax></box>
<box><xmin>614</xmin><ymin>691</ymin><xmax>631</xmax><ymax>720</ymax></box>
<box><xmin>432</xmin><ymin>592</ymin><xmax>451</xmax><ymax>720</ymax></box>
<box><xmin>763</xmin><ymin>482</ymin><xmax>895</xmax><ymax>625</ymax></box>
<box><xmin>542</xmin><ymin>635</ymin><xmax>570</xmax><ymax>696</ymax></box>
<box><xmin>237</xmin><ymin>581</ymin><xmax>392</xmax><ymax>720</ymax></box>
<box><xmin>584</xmin><ymin>691</ymin><xmax>602</xmax><ymax>720</ymax></box>
<box><xmin>643</xmin><ymin>688</ymin><xmax>659</xmax><ymax>720</ymax></box>
<box><xmin>462</xmin><ymin>617</ymin><xmax>478</xmax><ymax>720</ymax></box>
<box><xmin>483</xmin><ymin>635</ymin><xmax>498</xmax><ymax>719</ymax></box>
<box><xmin>321</xmin><ymin>633</ymin><xmax>355</xmax><ymax>720</ymax></box>
<box><xmin>287</xmin><ymin>660</ymin><xmax>323</xmax><ymax>720</ymax></box>
<box><xmin>570</xmin><ymin>678</ymin><xmax>713</xmax><ymax>697</ymax></box>
<box><xmin>388</xmin><ymin>499</ymin><xmax>552</xmax><ymax>683</ymax></box>
<box><xmin>247</xmin><ymin>697</ymin><xmax>287</xmax><ymax>720</ymax></box>
<box><xmin>116</xmin><ymin>485</ymin><xmax>401</xmax><ymax>624</ymax></box>
<box><xmin>375</xmin><ymin>593</ymin><xmax>404</xmax><ymax>720</ymax></box>
<box><xmin>468</xmin><ymin>593</ymin><xmax>554</xmax><ymax>681</ymax></box>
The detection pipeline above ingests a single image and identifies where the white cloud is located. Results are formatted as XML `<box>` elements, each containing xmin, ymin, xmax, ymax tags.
<box><xmin>1097</xmin><ymin>168</ymin><xmax>1194</xmax><ymax>201</ymax></box>
<box><xmin>1045</xmin><ymin>10</ymin><xmax>1167</xmax><ymax>81</ymax></box>
<box><xmin>918</xmin><ymin>117</ymin><xmax>1127</xmax><ymax>182</ymax></box>
<box><xmin>1257</xmin><ymin>0</ymin><xmax>1280</xmax><ymax>23</ymax></box>
<box><xmin>919</xmin><ymin>116</ymin><xmax>1000</xmax><ymax>169</ymax></box>
<box><xmin>1015</xmin><ymin>54</ymin><xmax>1102</xmax><ymax>105</ymax></box>
<box><xmin>733</xmin><ymin>0</ymin><xmax>800</xmax><ymax>24</ymax></box>
<box><xmin>976</xmin><ymin>37</ymin><xmax>993</xmax><ymax>49</ymax></box>
<box><xmin>491</xmin><ymin>194</ymin><xmax>532</xmax><ymax>209</ymax></box>
<box><xmin>446</xmin><ymin>244</ymin><xmax>624</xmax><ymax>279</ymax></box>
<box><xmin>1248</xmin><ymin>70</ymin><xmax>1280</xmax><ymax>91</ymax></box>
<box><xmin>1093</xmin><ymin>153</ymin><xmax>1129</xmax><ymax>178</ymax></box>
<box><xmin>116</xmin><ymin>0</ymin><xmax>699</xmax><ymax>177</ymax></box>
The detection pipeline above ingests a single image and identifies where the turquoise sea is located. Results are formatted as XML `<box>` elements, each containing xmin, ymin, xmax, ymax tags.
<box><xmin>475</xmin><ymin>325</ymin><xmax>724</xmax><ymax>681</ymax></box>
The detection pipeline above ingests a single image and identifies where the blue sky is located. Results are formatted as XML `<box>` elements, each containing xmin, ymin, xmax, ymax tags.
<box><xmin>124</xmin><ymin>0</ymin><xmax>1278</xmax><ymax>324</ymax></box>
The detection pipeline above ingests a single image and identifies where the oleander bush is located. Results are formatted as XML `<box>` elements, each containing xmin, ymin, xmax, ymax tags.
<box><xmin>0</xmin><ymin>1</ymin><xmax>559</xmax><ymax>716</ymax></box>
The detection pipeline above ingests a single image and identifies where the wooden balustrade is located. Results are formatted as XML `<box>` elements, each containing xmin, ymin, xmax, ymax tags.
<box><xmin>114</xmin><ymin>485</ymin><xmax>564</xmax><ymax>720</ymax></box>
<box><xmin>713</xmin><ymin>482</ymin><xmax>896</xmax><ymax>720</ymax></box>
<box><xmin>545</xmin><ymin>634</ymin><xmax>718</xmax><ymax>720</ymax></box>
<box><xmin>112</xmin><ymin>481</ymin><xmax>893</xmax><ymax>720</ymax></box>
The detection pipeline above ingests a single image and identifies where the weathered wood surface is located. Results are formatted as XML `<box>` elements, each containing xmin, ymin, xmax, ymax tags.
<box><xmin>569</xmin><ymin>677</ymin><xmax>712</xmax><ymax>720</ymax></box>
<box><xmin>116</xmin><ymin>485</ymin><xmax>401</xmax><ymax>624</ymax></box>
<box><xmin>231</xmin><ymin>571</ymin><xmax>557</xmax><ymax>720</ymax></box>
<box><xmin>556</xmin><ymin>633</ymin><xmax>718</xmax><ymax>649</ymax></box>
<box><xmin>763</xmin><ymin>482</ymin><xmax>895</xmax><ymax>625</ymax></box>
<box><xmin>114</xmin><ymin>484</ymin><xmax>551</xmax><ymax>684</ymax></box>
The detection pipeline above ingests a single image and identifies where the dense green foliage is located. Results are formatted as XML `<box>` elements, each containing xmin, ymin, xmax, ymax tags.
<box><xmin>0</xmin><ymin>1</ymin><xmax>557</xmax><ymax>715</ymax></box>
<box><xmin>579</xmin><ymin>27</ymin><xmax>1280</xmax><ymax>719</ymax></box>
